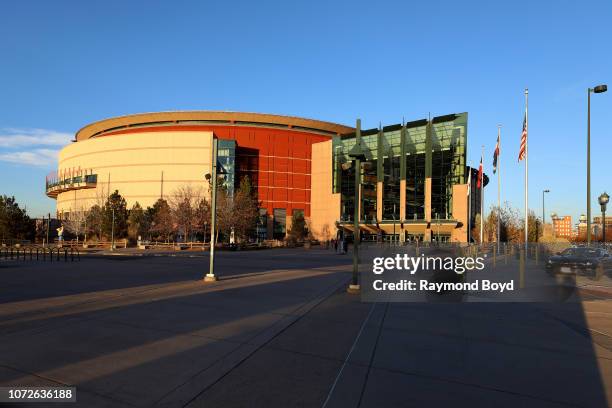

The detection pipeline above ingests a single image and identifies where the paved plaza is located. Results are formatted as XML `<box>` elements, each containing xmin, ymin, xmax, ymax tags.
<box><xmin>0</xmin><ymin>247</ymin><xmax>611</xmax><ymax>407</ymax></box>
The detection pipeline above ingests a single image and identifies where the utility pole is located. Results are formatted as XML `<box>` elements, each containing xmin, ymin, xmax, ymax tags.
<box><xmin>46</xmin><ymin>213</ymin><xmax>50</xmax><ymax>247</ymax></box>
<box><xmin>110</xmin><ymin>208</ymin><xmax>115</xmax><ymax>251</ymax></box>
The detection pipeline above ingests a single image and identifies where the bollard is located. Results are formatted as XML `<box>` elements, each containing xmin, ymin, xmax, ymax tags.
<box><xmin>77</xmin><ymin>248</ymin><xmax>80</xmax><ymax>261</ymax></box>
<box><xmin>504</xmin><ymin>243</ymin><xmax>508</xmax><ymax>265</ymax></box>
<box><xmin>36</xmin><ymin>248</ymin><xmax>39</xmax><ymax>261</ymax></box>
<box><xmin>70</xmin><ymin>248</ymin><xmax>74</xmax><ymax>262</ymax></box>
<box><xmin>493</xmin><ymin>245</ymin><xmax>496</xmax><ymax>268</ymax></box>
<box><xmin>64</xmin><ymin>249</ymin><xmax>68</xmax><ymax>262</ymax></box>
<box><xmin>56</xmin><ymin>248</ymin><xmax>60</xmax><ymax>261</ymax></box>
<box><xmin>519</xmin><ymin>248</ymin><xmax>525</xmax><ymax>289</ymax></box>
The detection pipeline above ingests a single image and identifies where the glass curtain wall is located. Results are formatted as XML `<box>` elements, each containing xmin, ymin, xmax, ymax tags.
<box><xmin>333</xmin><ymin>135</ymin><xmax>377</xmax><ymax>222</ymax></box>
<box><xmin>273</xmin><ymin>208</ymin><xmax>286</xmax><ymax>239</ymax></box>
<box><xmin>218</xmin><ymin>139</ymin><xmax>236</xmax><ymax>196</ymax></box>
<box><xmin>405</xmin><ymin>123</ymin><xmax>427</xmax><ymax>220</ymax></box>
<box><xmin>333</xmin><ymin>113</ymin><xmax>467</xmax><ymax>224</ymax></box>
<box><xmin>431</xmin><ymin>114</ymin><xmax>467</xmax><ymax>220</ymax></box>
<box><xmin>382</xmin><ymin>127</ymin><xmax>401</xmax><ymax>220</ymax></box>
<box><xmin>360</xmin><ymin>133</ymin><xmax>377</xmax><ymax>223</ymax></box>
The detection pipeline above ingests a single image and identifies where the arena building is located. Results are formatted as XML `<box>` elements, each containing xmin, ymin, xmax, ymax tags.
<box><xmin>47</xmin><ymin>111</ymin><xmax>484</xmax><ymax>242</ymax></box>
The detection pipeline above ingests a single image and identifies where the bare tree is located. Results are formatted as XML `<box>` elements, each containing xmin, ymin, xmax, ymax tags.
<box><xmin>86</xmin><ymin>205</ymin><xmax>104</xmax><ymax>241</ymax></box>
<box><xmin>63</xmin><ymin>207</ymin><xmax>88</xmax><ymax>245</ymax></box>
<box><xmin>217</xmin><ymin>177</ymin><xmax>259</xmax><ymax>243</ymax></box>
<box><xmin>168</xmin><ymin>184</ymin><xmax>205</xmax><ymax>242</ymax></box>
<box><xmin>86</xmin><ymin>181</ymin><xmax>111</xmax><ymax>240</ymax></box>
<box><xmin>193</xmin><ymin>198</ymin><xmax>211</xmax><ymax>240</ymax></box>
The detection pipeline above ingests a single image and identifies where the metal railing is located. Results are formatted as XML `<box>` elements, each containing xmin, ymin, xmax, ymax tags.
<box><xmin>1</xmin><ymin>246</ymin><xmax>80</xmax><ymax>262</ymax></box>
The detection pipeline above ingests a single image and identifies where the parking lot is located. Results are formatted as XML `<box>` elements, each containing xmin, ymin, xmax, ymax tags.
<box><xmin>0</xmin><ymin>247</ymin><xmax>610</xmax><ymax>407</ymax></box>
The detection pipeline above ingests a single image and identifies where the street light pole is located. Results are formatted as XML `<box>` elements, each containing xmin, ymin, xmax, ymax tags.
<box><xmin>393</xmin><ymin>203</ymin><xmax>396</xmax><ymax>245</ymax></box>
<box><xmin>599</xmin><ymin>192</ymin><xmax>609</xmax><ymax>244</ymax></box>
<box><xmin>46</xmin><ymin>213</ymin><xmax>50</xmax><ymax>247</ymax></box>
<box><xmin>352</xmin><ymin>155</ymin><xmax>360</xmax><ymax>291</ymax></box>
<box><xmin>110</xmin><ymin>208</ymin><xmax>115</xmax><ymax>251</ymax></box>
<box><xmin>347</xmin><ymin>119</ymin><xmax>367</xmax><ymax>294</ymax></box>
<box><xmin>205</xmin><ymin>138</ymin><xmax>219</xmax><ymax>282</ymax></box>
<box><xmin>587</xmin><ymin>84</ymin><xmax>607</xmax><ymax>245</ymax></box>
<box><xmin>542</xmin><ymin>189</ymin><xmax>549</xmax><ymax>240</ymax></box>
<box><xmin>603</xmin><ymin>207</ymin><xmax>607</xmax><ymax>244</ymax></box>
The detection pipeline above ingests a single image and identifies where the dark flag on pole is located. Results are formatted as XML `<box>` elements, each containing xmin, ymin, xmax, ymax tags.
<box><xmin>493</xmin><ymin>133</ymin><xmax>500</xmax><ymax>174</ymax></box>
<box><xmin>476</xmin><ymin>155</ymin><xmax>483</xmax><ymax>189</ymax></box>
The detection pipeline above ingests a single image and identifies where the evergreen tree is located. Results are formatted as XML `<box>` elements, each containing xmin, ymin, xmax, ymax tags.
<box><xmin>128</xmin><ymin>202</ymin><xmax>146</xmax><ymax>241</ymax></box>
<box><xmin>149</xmin><ymin>198</ymin><xmax>174</xmax><ymax>241</ymax></box>
<box><xmin>0</xmin><ymin>195</ymin><xmax>35</xmax><ymax>241</ymax></box>
<box><xmin>102</xmin><ymin>190</ymin><xmax>128</xmax><ymax>239</ymax></box>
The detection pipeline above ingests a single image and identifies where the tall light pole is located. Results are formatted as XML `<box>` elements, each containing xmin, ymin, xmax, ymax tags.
<box><xmin>542</xmin><ymin>189</ymin><xmax>549</xmax><ymax>240</ymax></box>
<box><xmin>393</xmin><ymin>203</ymin><xmax>396</xmax><ymax>244</ymax></box>
<box><xmin>204</xmin><ymin>138</ymin><xmax>224</xmax><ymax>282</ymax></box>
<box><xmin>46</xmin><ymin>212</ymin><xmax>50</xmax><ymax>247</ymax></box>
<box><xmin>587</xmin><ymin>84</ymin><xmax>607</xmax><ymax>245</ymax></box>
<box><xmin>347</xmin><ymin>119</ymin><xmax>367</xmax><ymax>294</ymax></box>
<box><xmin>110</xmin><ymin>208</ymin><xmax>115</xmax><ymax>251</ymax></box>
<box><xmin>599</xmin><ymin>192</ymin><xmax>609</xmax><ymax>244</ymax></box>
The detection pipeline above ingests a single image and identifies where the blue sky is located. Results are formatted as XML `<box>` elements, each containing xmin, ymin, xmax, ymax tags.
<box><xmin>1</xmin><ymin>0</ymin><xmax>610</xmax><ymax>224</ymax></box>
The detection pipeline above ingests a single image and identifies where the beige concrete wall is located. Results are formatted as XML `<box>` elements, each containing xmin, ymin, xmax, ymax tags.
<box><xmin>310</xmin><ymin>140</ymin><xmax>340</xmax><ymax>240</ymax></box>
<box><xmin>451</xmin><ymin>184</ymin><xmax>469</xmax><ymax>243</ymax></box>
<box><xmin>54</xmin><ymin>131</ymin><xmax>214</xmax><ymax>214</ymax></box>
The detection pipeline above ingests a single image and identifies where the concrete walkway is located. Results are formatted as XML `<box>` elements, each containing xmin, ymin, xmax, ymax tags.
<box><xmin>0</xmin><ymin>248</ymin><xmax>610</xmax><ymax>407</ymax></box>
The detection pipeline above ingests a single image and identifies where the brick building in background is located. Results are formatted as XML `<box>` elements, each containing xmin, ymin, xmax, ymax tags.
<box><xmin>552</xmin><ymin>214</ymin><xmax>573</xmax><ymax>238</ymax></box>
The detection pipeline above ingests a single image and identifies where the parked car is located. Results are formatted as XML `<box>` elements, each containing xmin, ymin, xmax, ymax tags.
<box><xmin>546</xmin><ymin>247</ymin><xmax>610</xmax><ymax>278</ymax></box>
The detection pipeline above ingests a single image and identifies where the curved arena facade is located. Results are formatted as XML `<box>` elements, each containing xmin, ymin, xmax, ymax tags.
<box><xmin>47</xmin><ymin>111</ymin><xmax>353</xmax><ymax>238</ymax></box>
<box><xmin>47</xmin><ymin>111</ymin><xmax>477</xmax><ymax>242</ymax></box>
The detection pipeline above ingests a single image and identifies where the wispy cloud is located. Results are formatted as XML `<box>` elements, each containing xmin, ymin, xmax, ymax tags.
<box><xmin>0</xmin><ymin>128</ymin><xmax>73</xmax><ymax>148</ymax></box>
<box><xmin>0</xmin><ymin>149</ymin><xmax>59</xmax><ymax>166</ymax></box>
<box><xmin>0</xmin><ymin>128</ymin><xmax>71</xmax><ymax>167</ymax></box>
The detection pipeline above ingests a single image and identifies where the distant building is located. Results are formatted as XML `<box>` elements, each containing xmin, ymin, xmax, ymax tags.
<box><xmin>552</xmin><ymin>214</ymin><xmax>573</xmax><ymax>238</ymax></box>
<box><xmin>593</xmin><ymin>215</ymin><xmax>612</xmax><ymax>240</ymax></box>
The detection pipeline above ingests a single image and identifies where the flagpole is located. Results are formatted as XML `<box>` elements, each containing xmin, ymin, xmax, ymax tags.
<box><xmin>524</xmin><ymin>88</ymin><xmax>529</xmax><ymax>253</ymax></box>
<box><xmin>480</xmin><ymin>145</ymin><xmax>484</xmax><ymax>244</ymax></box>
<box><xmin>497</xmin><ymin>124</ymin><xmax>501</xmax><ymax>249</ymax></box>
<box><xmin>468</xmin><ymin>162</ymin><xmax>472</xmax><ymax>244</ymax></box>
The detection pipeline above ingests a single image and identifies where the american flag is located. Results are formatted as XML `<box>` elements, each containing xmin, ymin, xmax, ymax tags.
<box><xmin>476</xmin><ymin>155</ymin><xmax>483</xmax><ymax>189</ymax></box>
<box><xmin>518</xmin><ymin>113</ymin><xmax>527</xmax><ymax>161</ymax></box>
<box><xmin>493</xmin><ymin>133</ymin><xmax>500</xmax><ymax>174</ymax></box>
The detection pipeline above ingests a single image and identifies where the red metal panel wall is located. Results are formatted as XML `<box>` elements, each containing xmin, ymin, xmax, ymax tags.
<box><xmin>104</xmin><ymin>125</ymin><xmax>330</xmax><ymax>217</ymax></box>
